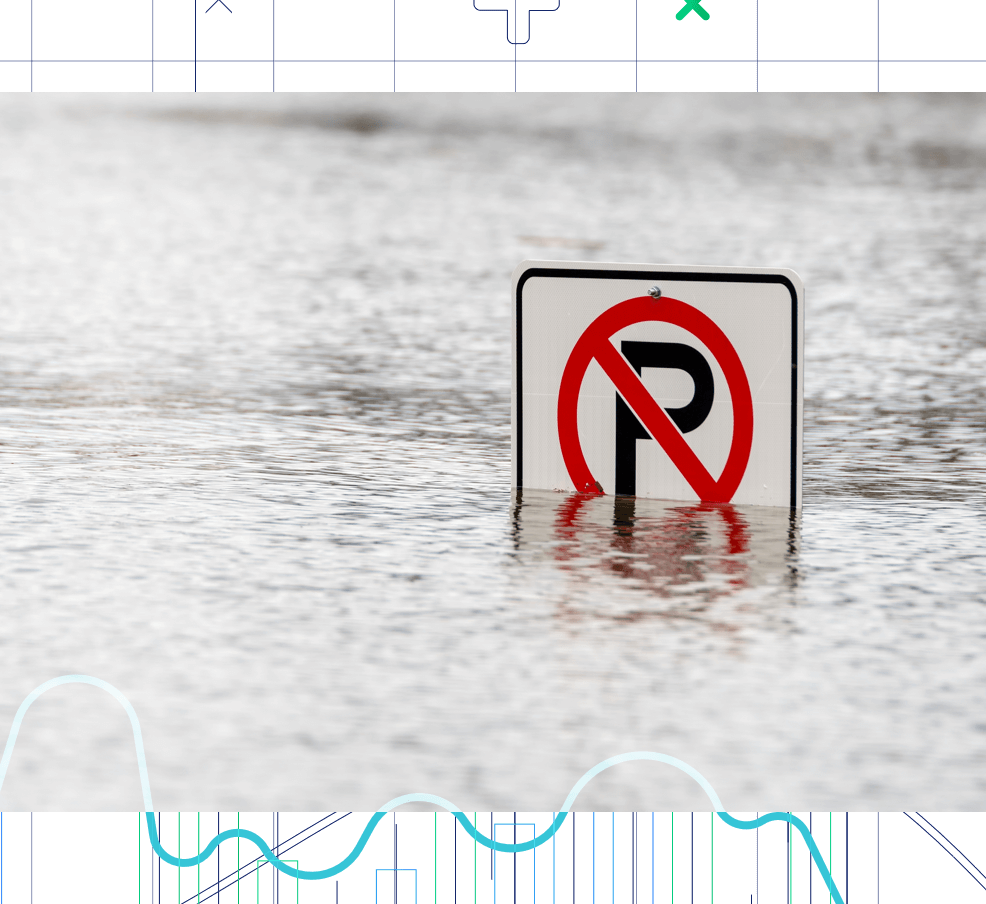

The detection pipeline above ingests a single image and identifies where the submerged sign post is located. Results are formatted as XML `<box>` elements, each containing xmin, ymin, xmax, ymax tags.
<box><xmin>512</xmin><ymin>260</ymin><xmax>804</xmax><ymax>509</ymax></box>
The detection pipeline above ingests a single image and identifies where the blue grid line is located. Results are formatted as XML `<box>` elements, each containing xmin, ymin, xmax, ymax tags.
<box><xmin>0</xmin><ymin>812</ymin><xmax>972</xmax><ymax>904</ymax></box>
<box><xmin>375</xmin><ymin>868</ymin><xmax>417</xmax><ymax>904</ymax></box>
<box><xmin>493</xmin><ymin>821</ymin><xmax>536</xmax><ymax>903</ymax></box>
<box><xmin>6</xmin><ymin>0</ymin><xmax>982</xmax><ymax>92</ymax></box>
<box><xmin>175</xmin><ymin>812</ymin><xmax>352</xmax><ymax>904</ymax></box>
<box><xmin>784</xmin><ymin>823</ymin><xmax>794</xmax><ymax>904</ymax></box>
<box><xmin>0</xmin><ymin>57</ymin><xmax>986</xmax><ymax>65</ymax></box>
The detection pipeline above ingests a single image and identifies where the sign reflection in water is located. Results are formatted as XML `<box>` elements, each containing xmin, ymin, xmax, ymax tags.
<box><xmin>512</xmin><ymin>488</ymin><xmax>799</xmax><ymax>623</ymax></box>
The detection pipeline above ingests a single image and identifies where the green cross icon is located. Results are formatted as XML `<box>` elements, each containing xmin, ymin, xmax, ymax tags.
<box><xmin>676</xmin><ymin>0</ymin><xmax>710</xmax><ymax>19</ymax></box>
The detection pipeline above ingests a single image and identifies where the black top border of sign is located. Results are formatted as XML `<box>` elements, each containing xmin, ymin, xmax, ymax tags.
<box><xmin>515</xmin><ymin>266</ymin><xmax>800</xmax><ymax>510</ymax></box>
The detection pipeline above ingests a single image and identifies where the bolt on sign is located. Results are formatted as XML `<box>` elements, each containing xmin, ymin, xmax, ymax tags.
<box><xmin>511</xmin><ymin>260</ymin><xmax>804</xmax><ymax>509</ymax></box>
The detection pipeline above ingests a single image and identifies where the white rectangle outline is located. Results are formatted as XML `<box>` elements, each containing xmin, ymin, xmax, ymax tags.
<box><xmin>511</xmin><ymin>259</ymin><xmax>805</xmax><ymax>509</ymax></box>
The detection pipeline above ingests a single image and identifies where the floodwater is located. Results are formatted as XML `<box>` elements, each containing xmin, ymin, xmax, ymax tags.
<box><xmin>0</xmin><ymin>94</ymin><xmax>985</xmax><ymax>812</ymax></box>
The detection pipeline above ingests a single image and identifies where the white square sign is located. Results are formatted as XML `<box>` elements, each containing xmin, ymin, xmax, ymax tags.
<box><xmin>512</xmin><ymin>260</ymin><xmax>804</xmax><ymax>509</ymax></box>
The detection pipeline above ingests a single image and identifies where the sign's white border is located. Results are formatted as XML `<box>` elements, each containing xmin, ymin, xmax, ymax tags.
<box><xmin>511</xmin><ymin>259</ymin><xmax>805</xmax><ymax>510</ymax></box>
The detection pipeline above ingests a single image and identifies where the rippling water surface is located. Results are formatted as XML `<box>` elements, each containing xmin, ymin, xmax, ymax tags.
<box><xmin>1</xmin><ymin>94</ymin><xmax>985</xmax><ymax>811</ymax></box>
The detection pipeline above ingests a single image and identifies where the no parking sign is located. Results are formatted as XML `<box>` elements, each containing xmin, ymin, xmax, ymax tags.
<box><xmin>512</xmin><ymin>260</ymin><xmax>804</xmax><ymax>509</ymax></box>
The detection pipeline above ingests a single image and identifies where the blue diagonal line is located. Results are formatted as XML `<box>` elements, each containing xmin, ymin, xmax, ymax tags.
<box><xmin>915</xmin><ymin>812</ymin><xmax>986</xmax><ymax>879</ymax></box>
<box><xmin>904</xmin><ymin>813</ymin><xmax>986</xmax><ymax>890</ymax></box>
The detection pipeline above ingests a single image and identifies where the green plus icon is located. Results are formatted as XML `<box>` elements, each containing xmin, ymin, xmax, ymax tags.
<box><xmin>676</xmin><ymin>0</ymin><xmax>710</xmax><ymax>19</ymax></box>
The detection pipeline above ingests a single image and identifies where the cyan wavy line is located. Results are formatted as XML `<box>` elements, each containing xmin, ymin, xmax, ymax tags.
<box><xmin>2</xmin><ymin>676</ymin><xmax>844</xmax><ymax>903</ymax></box>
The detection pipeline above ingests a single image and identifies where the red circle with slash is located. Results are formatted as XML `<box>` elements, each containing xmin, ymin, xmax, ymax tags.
<box><xmin>557</xmin><ymin>295</ymin><xmax>754</xmax><ymax>503</ymax></box>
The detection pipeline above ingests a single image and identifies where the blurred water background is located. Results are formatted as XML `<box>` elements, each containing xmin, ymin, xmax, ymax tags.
<box><xmin>0</xmin><ymin>94</ymin><xmax>985</xmax><ymax>811</ymax></box>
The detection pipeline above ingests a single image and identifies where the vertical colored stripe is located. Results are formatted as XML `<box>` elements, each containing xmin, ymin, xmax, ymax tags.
<box><xmin>829</xmin><ymin>813</ymin><xmax>832</xmax><ymax>904</ymax></box>
<box><xmin>552</xmin><ymin>813</ymin><xmax>556</xmax><ymax>904</ymax></box>
<box><xmin>650</xmin><ymin>810</ymin><xmax>654</xmax><ymax>904</ymax></box>
<box><xmin>632</xmin><ymin>814</ymin><xmax>635</xmax><ymax>904</ymax></box>
<box><xmin>809</xmin><ymin>813</ymin><xmax>813</xmax><ymax>904</ymax></box>
<box><xmin>612</xmin><ymin>812</ymin><xmax>615</xmax><ymax>904</ymax></box>
<box><xmin>788</xmin><ymin>814</ymin><xmax>791</xmax><ymax>904</ymax></box>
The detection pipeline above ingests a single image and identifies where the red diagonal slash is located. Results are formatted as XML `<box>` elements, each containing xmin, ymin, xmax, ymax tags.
<box><xmin>557</xmin><ymin>296</ymin><xmax>753</xmax><ymax>502</ymax></box>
